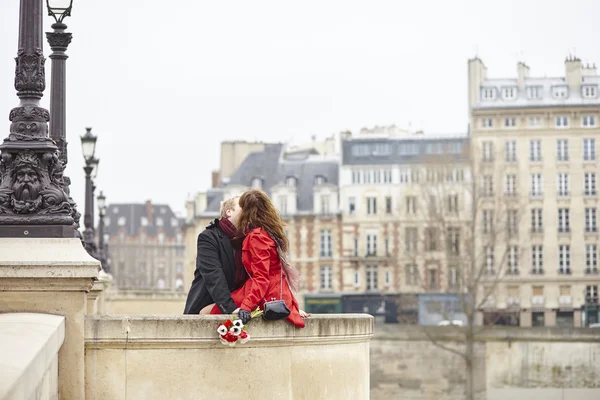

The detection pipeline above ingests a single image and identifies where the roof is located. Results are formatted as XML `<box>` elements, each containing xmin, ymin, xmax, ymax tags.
<box><xmin>206</xmin><ymin>143</ymin><xmax>339</xmax><ymax>213</ymax></box>
<box><xmin>342</xmin><ymin>136</ymin><xmax>470</xmax><ymax>166</ymax></box>
<box><xmin>104</xmin><ymin>203</ymin><xmax>183</xmax><ymax>238</ymax></box>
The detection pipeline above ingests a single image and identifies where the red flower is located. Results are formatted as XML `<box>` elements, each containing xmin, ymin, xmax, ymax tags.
<box><xmin>240</xmin><ymin>331</ymin><xmax>248</xmax><ymax>339</ymax></box>
<box><xmin>224</xmin><ymin>332</ymin><xmax>238</xmax><ymax>343</ymax></box>
<box><xmin>224</xmin><ymin>320</ymin><xmax>233</xmax><ymax>329</ymax></box>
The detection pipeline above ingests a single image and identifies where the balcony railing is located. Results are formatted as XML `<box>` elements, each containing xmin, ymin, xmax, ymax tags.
<box><xmin>531</xmin><ymin>295</ymin><xmax>545</xmax><ymax>305</ymax></box>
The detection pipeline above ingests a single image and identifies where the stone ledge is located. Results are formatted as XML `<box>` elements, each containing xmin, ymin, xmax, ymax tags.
<box><xmin>374</xmin><ymin>324</ymin><xmax>600</xmax><ymax>342</ymax></box>
<box><xmin>85</xmin><ymin>314</ymin><xmax>374</xmax><ymax>349</ymax></box>
<box><xmin>0</xmin><ymin>313</ymin><xmax>65</xmax><ymax>400</ymax></box>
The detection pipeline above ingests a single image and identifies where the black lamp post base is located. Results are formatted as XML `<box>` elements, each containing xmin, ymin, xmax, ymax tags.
<box><xmin>0</xmin><ymin>224</ymin><xmax>75</xmax><ymax>238</ymax></box>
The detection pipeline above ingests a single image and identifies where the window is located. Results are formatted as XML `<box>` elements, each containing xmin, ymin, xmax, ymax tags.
<box><xmin>583</xmin><ymin>85</ymin><xmax>597</xmax><ymax>98</ymax></box>
<box><xmin>483</xmin><ymin>175</ymin><xmax>494</xmax><ymax>197</ymax></box>
<box><xmin>557</xmin><ymin>173</ymin><xmax>570</xmax><ymax>197</ymax></box>
<box><xmin>425</xmin><ymin>143</ymin><xmax>443</xmax><ymax>154</ymax></box>
<box><xmin>482</xmin><ymin>118</ymin><xmax>493</xmax><ymax>128</ymax></box>
<box><xmin>352</xmin><ymin>144</ymin><xmax>370</xmax><ymax>156</ymax></box>
<box><xmin>158</xmin><ymin>233</ymin><xmax>165</xmax><ymax>245</ymax></box>
<box><xmin>585</xmin><ymin>208</ymin><xmax>597</xmax><ymax>233</ymax></box>
<box><xmin>406</xmin><ymin>196</ymin><xmax>416</xmax><ymax>215</ymax></box>
<box><xmin>482</xmin><ymin>87</ymin><xmax>496</xmax><ymax>100</ymax></box>
<box><xmin>367</xmin><ymin>197</ymin><xmax>377</xmax><ymax>215</ymax></box>
<box><xmin>118</xmin><ymin>216</ymin><xmax>126</xmax><ymax>226</ymax></box>
<box><xmin>504</xmin><ymin>117</ymin><xmax>516</xmax><ymax>127</ymax></box>
<box><xmin>556</xmin><ymin>116</ymin><xmax>569</xmax><ymax>128</ymax></box>
<box><xmin>502</xmin><ymin>87</ymin><xmax>517</xmax><ymax>100</ymax></box>
<box><xmin>427</xmin><ymin>268</ymin><xmax>438</xmax><ymax>290</ymax></box>
<box><xmin>278</xmin><ymin>196</ymin><xmax>288</xmax><ymax>215</ymax></box>
<box><xmin>584</xmin><ymin>138</ymin><xmax>596</xmax><ymax>161</ymax></box>
<box><xmin>384</xmin><ymin>238</ymin><xmax>389</xmax><ymax>256</ymax></box>
<box><xmin>320</xmin><ymin>266</ymin><xmax>332</xmax><ymax>290</ymax></box>
<box><xmin>156</xmin><ymin>279</ymin><xmax>165</xmax><ymax>289</ymax></box>
<box><xmin>558</xmin><ymin>208</ymin><xmax>570</xmax><ymax>233</ymax></box>
<box><xmin>559</xmin><ymin>286</ymin><xmax>572</xmax><ymax>305</ymax></box>
<box><xmin>285</xmin><ymin>176</ymin><xmax>296</xmax><ymax>187</ymax></box>
<box><xmin>532</xmin><ymin>286</ymin><xmax>544</xmax><ymax>306</ymax></box>
<box><xmin>586</xmin><ymin>285</ymin><xmax>598</xmax><ymax>304</ymax></box>
<box><xmin>448</xmin><ymin>142</ymin><xmax>463</xmax><ymax>154</ymax></box>
<box><xmin>507</xmin><ymin>286</ymin><xmax>520</xmax><ymax>306</ymax></box>
<box><xmin>405</xmin><ymin>264</ymin><xmax>419</xmax><ymax>286</ymax></box>
<box><xmin>585</xmin><ymin>173</ymin><xmax>597</xmax><ymax>196</ymax></box>
<box><xmin>384</xmin><ymin>270</ymin><xmax>391</xmax><ymax>287</ymax></box>
<box><xmin>531</xmin><ymin>208</ymin><xmax>543</xmax><ymax>233</ymax></box>
<box><xmin>507</xmin><ymin>209</ymin><xmax>518</xmax><ymax>235</ymax></box>
<box><xmin>508</xmin><ymin>246</ymin><xmax>519</xmax><ymax>274</ymax></box>
<box><xmin>366</xmin><ymin>233</ymin><xmax>377</xmax><ymax>256</ymax></box>
<box><xmin>448</xmin><ymin>266</ymin><xmax>459</xmax><ymax>290</ymax></box>
<box><xmin>531</xmin><ymin>173</ymin><xmax>543</xmax><ymax>197</ymax></box>
<box><xmin>482</xmin><ymin>210</ymin><xmax>494</xmax><ymax>234</ymax></box>
<box><xmin>586</xmin><ymin>244</ymin><xmax>598</xmax><ymax>274</ymax></box>
<box><xmin>398</xmin><ymin>142</ymin><xmax>419</xmax><ymax>155</ymax></box>
<box><xmin>583</xmin><ymin>116</ymin><xmax>597</xmax><ymax>127</ymax></box>
<box><xmin>353</xmin><ymin>237</ymin><xmax>358</xmax><ymax>257</ymax></box>
<box><xmin>527</xmin><ymin>86</ymin><xmax>542</xmax><ymax>99</ymax></box>
<box><xmin>348</xmin><ymin>197</ymin><xmax>356</xmax><ymax>215</ymax></box>
<box><xmin>176</xmin><ymin>263</ymin><xmax>183</xmax><ymax>273</ymax></box>
<box><xmin>552</xmin><ymin>86</ymin><xmax>568</xmax><ymax>99</ymax></box>
<box><xmin>559</xmin><ymin>245</ymin><xmax>571</xmax><ymax>274</ymax></box>
<box><xmin>373</xmin><ymin>143</ymin><xmax>391</xmax><ymax>155</ymax></box>
<box><xmin>351</xmin><ymin>170</ymin><xmax>361</xmax><ymax>184</ymax></box>
<box><xmin>528</xmin><ymin>116</ymin><xmax>542</xmax><ymax>127</ymax></box>
<box><xmin>485</xmin><ymin>246</ymin><xmax>495</xmax><ymax>274</ymax></box>
<box><xmin>505</xmin><ymin>140</ymin><xmax>517</xmax><ymax>162</ymax></box>
<box><xmin>353</xmin><ymin>271</ymin><xmax>360</xmax><ymax>287</ymax></box>
<box><xmin>405</xmin><ymin>227</ymin><xmax>418</xmax><ymax>252</ymax></box>
<box><xmin>319</xmin><ymin>229</ymin><xmax>332</xmax><ymax>257</ymax></box>
<box><xmin>482</xmin><ymin>141</ymin><xmax>494</xmax><ymax>162</ymax></box>
<box><xmin>251</xmin><ymin>177</ymin><xmax>262</xmax><ymax>189</ymax></box>
<box><xmin>399</xmin><ymin>168</ymin><xmax>410</xmax><ymax>183</ymax></box>
<box><xmin>447</xmin><ymin>227</ymin><xmax>460</xmax><ymax>255</ymax></box>
<box><xmin>556</xmin><ymin>139</ymin><xmax>569</xmax><ymax>161</ymax></box>
<box><xmin>383</xmin><ymin>169</ymin><xmax>392</xmax><ymax>183</ymax></box>
<box><xmin>320</xmin><ymin>195</ymin><xmax>330</xmax><ymax>214</ymax></box>
<box><xmin>447</xmin><ymin>194</ymin><xmax>459</xmax><ymax>213</ymax></box>
<box><xmin>531</xmin><ymin>245</ymin><xmax>544</xmax><ymax>273</ymax></box>
<box><xmin>505</xmin><ymin>174</ymin><xmax>517</xmax><ymax>196</ymax></box>
<box><xmin>366</xmin><ymin>265</ymin><xmax>378</xmax><ymax>291</ymax></box>
<box><xmin>425</xmin><ymin>227</ymin><xmax>439</xmax><ymax>251</ymax></box>
<box><xmin>530</xmin><ymin>140</ymin><xmax>542</xmax><ymax>161</ymax></box>
<box><xmin>532</xmin><ymin>311</ymin><xmax>545</xmax><ymax>327</ymax></box>
<box><xmin>155</xmin><ymin>217</ymin><xmax>164</xmax><ymax>227</ymax></box>
<box><xmin>315</xmin><ymin>175</ymin><xmax>326</xmax><ymax>185</ymax></box>
<box><xmin>385</xmin><ymin>196</ymin><xmax>392</xmax><ymax>214</ymax></box>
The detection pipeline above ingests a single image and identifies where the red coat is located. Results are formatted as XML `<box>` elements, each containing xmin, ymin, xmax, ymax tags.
<box><xmin>211</xmin><ymin>228</ymin><xmax>304</xmax><ymax>328</ymax></box>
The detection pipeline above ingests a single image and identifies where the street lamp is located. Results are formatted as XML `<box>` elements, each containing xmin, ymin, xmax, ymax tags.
<box><xmin>46</xmin><ymin>0</ymin><xmax>74</xmax><ymax>24</ymax></box>
<box><xmin>81</xmin><ymin>127</ymin><xmax>99</xmax><ymax>256</ymax></box>
<box><xmin>0</xmin><ymin>0</ymin><xmax>75</xmax><ymax>237</ymax></box>
<box><xmin>97</xmin><ymin>191</ymin><xmax>110</xmax><ymax>273</ymax></box>
<box><xmin>81</xmin><ymin>127</ymin><xmax>97</xmax><ymax>163</ymax></box>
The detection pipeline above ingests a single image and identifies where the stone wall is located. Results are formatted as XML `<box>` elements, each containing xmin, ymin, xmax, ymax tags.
<box><xmin>371</xmin><ymin>325</ymin><xmax>600</xmax><ymax>400</ymax></box>
<box><xmin>104</xmin><ymin>290</ymin><xmax>186</xmax><ymax>315</ymax></box>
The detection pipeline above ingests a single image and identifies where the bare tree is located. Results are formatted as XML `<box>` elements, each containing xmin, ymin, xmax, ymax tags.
<box><xmin>399</xmin><ymin>146</ymin><xmax>525</xmax><ymax>400</ymax></box>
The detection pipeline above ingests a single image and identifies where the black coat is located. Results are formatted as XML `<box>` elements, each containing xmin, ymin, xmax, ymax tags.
<box><xmin>183</xmin><ymin>219</ymin><xmax>238</xmax><ymax>314</ymax></box>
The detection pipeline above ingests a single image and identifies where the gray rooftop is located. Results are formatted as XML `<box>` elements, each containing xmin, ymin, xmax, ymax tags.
<box><xmin>104</xmin><ymin>202</ymin><xmax>184</xmax><ymax>238</ymax></box>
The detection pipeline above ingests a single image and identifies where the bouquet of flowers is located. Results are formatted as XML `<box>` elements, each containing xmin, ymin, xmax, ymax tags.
<box><xmin>216</xmin><ymin>308</ymin><xmax>263</xmax><ymax>346</ymax></box>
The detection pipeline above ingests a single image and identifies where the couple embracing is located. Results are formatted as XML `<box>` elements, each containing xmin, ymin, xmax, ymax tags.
<box><xmin>184</xmin><ymin>189</ymin><xmax>310</xmax><ymax>327</ymax></box>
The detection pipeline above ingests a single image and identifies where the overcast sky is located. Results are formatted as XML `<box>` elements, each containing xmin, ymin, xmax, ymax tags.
<box><xmin>1</xmin><ymin>0</ymin><xmax>599</xmax><ymax>215</ymax></box>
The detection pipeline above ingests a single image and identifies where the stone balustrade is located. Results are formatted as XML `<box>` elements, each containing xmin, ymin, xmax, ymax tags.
<box><xmin>0</xmin><ymin>313</ymin><xmax>65</xmax><ymax>400</ymax></box>
<box><xmin>84</xmin><ymin>314</ymin><xmax>373</xmax><ymax>400</ymax></box>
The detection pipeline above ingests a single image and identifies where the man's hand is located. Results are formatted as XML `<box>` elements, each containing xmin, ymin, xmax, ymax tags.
<box><xmin>238</xmin><ymin>309</ymin><xmax>252</xmax><ymax>324</ymax></box>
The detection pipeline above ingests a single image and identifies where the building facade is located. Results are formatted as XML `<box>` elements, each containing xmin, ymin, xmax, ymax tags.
<box><xmin>105</xmin><ymin>201</ymin><xmax>186</xmax><ymax>291</ymax></box>
<box><xmin>469</xmin><ymin>56</ymin><xmax>600</xmax><ymax>327</ymax></box>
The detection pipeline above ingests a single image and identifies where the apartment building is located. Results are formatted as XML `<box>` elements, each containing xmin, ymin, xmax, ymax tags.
<box><xmin>468</xmin><ymin>56</ymin><xmax>600</xmax><ymax>327</ymax></box>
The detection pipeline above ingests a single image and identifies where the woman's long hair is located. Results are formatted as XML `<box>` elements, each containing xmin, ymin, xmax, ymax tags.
<box><xmin>237</xmin><ymin>189</ymin><xmax>301</xmax><ymax>291</ymax></box>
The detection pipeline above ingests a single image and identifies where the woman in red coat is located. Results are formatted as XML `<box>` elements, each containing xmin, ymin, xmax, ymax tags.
<box><xmin>210</xmin><ymin>189</ymin><xmax>309</xmax><ymax>328</ymax></box>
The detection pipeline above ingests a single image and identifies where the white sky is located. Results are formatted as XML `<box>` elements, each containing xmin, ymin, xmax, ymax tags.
<box><xmin>1</xmin><ymin>0</ymin><xmax>599</xmax><ymax>214</ymax></box>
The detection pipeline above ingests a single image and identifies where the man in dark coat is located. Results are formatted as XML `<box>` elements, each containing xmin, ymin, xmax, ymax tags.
<box><xmin>183</xmin><ymin>197</ymin><xmax>242</xmax><ymax>314</ymax></box>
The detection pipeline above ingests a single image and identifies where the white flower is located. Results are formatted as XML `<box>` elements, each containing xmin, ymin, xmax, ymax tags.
<box><xmin>230</xmin><ymin>326</ymin><xmax>242</xmax><ymax>336</ymax></box>
<box><xmin>233</xmin><ymin>319</ymin><xmax>244</xmax><ymax>329</ymax></box>
<box><xmin>228</xmin><ymin>340</ymin><xmax>237</xmax><ymax>347</ymax></box>
<box><xmin>217</xmin><ymin>325</ymin><xmax>228</xmax><ymax>336</ymax></box>
<box><xmin>240</xmin><ymin>334</ymin><xmax>250</xmax><ymax>344</ymax></box>
<box><xmin>220</xmin><ymin>337</ymin><xmax>228</xmax><ymax>345</ymax></box>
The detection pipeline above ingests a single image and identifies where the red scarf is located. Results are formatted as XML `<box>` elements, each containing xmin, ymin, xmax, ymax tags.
<box><xmin>218</xmin><ymin>218</ymin><xmax>248</xmax><ymax>286</ymax></box>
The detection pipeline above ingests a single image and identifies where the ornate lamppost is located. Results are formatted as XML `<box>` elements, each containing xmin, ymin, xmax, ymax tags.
<box><xmin>0</xmin><ymin>0</ymin><xmax>76</xmax><ymax>238</ymax></box>
<box><xmin>97</xmin><ymin>191</ymin><xmax>110</xmax><ymax>273</ymax></box>
<box><xmin>81</xmin><ymin>127</ymin><xmax>99</xmax><ymax>256</ymax></box>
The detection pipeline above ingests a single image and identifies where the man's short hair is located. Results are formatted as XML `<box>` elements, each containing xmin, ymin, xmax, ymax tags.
<box><xmin>220</xmin><ymin>197</ymin><xmax>238</xmax><ymax>219</ymax></box>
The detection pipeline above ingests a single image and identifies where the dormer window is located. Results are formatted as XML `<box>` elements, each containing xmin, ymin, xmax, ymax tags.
<box><xmin>141</xmin><ymin>217</ymin><xmax>149</xmax><ymax>227</ymax></box>
<box><xmin>502</xmin><ymin>87</ymin><xmax>517</xmax><ymax>100</ymax></box>
<box><xmin>583</xmin><ymin>85</ymin><xmax>597</xmax><ymax>98</ymax></box>
<box><xmin>285</xmin><ymin>176</ymin><xmax>297</xmax><ymax>187</ymax></box>
<box><xmin>118</xmin><ymin>217</ymin><xmax>126</xmax><ymax>226</ymax></box>
<box><xmin>504</xmin><ymin>117</ymin><xmax>516</xmax><ymax>127</ymax></box>
<box><xmin>481</xmin><ymin>87</ymin><xmax>496</xmax><ymax>100</ymax></box>
<box><xmin>552</xmin><ymin>86</ymin><xmax>569</xmax><ymax>99</ymax></box>
<box><xmin>527</xmin><ymin>86</ymin><xmax>542</xmax><ymax>99</ymax></box>
<box><xmin>314</xmin><ymin>175</ymin><xmax>326</xmax><ymax>185</ymax></box>
<box><xmin>156</xmin><ymin>217</ymin><xmax>164</xmax><ymax>227</ymax></box>
<box><xmin>351</xmin><ymin>144</ymin><xmax>370</xmax><ymax>157</ymax></box>
<box><xmin>373</xmin><ymin>143</ymin><xmax>391</xmax><ymax>155</ymax></box>
<box><xmin>251</xmin><ymin>177</ymin><xmax>262</xmax><ymax>189</ymax></box>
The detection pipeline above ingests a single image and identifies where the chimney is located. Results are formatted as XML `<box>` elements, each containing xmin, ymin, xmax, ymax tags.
<box><xmin>145</xmin><ymin>200</ymin><xmax>153</xmax><ymax>224</ymax></box>
<box><xmin>185</xmin><ymin>199</ymin><xmax>195</xmax><ymax>222</ymax></box>
<box><xmin>211</xmin><ymin>170</ymin><xmax>220</xmax><ymax>188</ymax></box>
<box><xmin>194</xmin><ymin>192</ymin><xmax>207</xmax><ymax>216</ymax></box>
<box><xmin>414</xmin><ymin>130</ymin><xmax>424</xmax><ymax>135</ymax></box>
<box><xmin>517</xmin><ymin>62</ymin><xmax>530</xmax><ymax>89</ymax></box>
<box><xmin>565</xmin><ymin>54</ymin><xmax>583</xmax><ymax>93</ymax></box>
<box><xmin>582</xmin><ymin>62</ymin><xmax>598</xmax><ymax>77</ymax></box>
<box><xmin>468</xmin><ymin>57</ymin><xmax>488</xmax><ymax>110</ymax></box>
